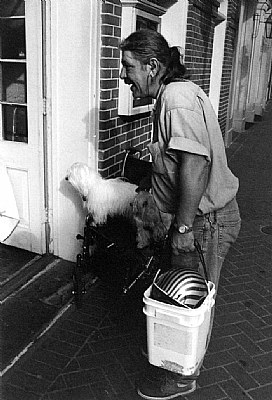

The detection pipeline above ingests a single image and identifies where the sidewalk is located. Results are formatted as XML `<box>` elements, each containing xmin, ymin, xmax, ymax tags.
<box><xmin>2</xmin><ymin>101</ymin><xmax>272</xmax><ymax>400</ymax></box>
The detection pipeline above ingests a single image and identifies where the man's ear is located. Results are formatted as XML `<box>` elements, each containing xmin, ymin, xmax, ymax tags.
<box><xmin>148</xmin><ymin>58</ymin><xmax>160</xmax><ymax>77</ymax></box>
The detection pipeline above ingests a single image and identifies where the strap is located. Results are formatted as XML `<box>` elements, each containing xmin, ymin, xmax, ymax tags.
<box><xmin>194</xmin><ymin>239</ymin><xmax>209</xmax><ymax>282</ymax></box>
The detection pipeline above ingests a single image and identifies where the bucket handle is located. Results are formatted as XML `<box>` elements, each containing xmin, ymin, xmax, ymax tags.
<box><xmin>194</xmin><ymin>239</ymin><xmax>209</xmax><ymax>283</ymax></box>
<box><xmin>154</xmin><ymin>239</ymin><xmax>209</xmax><ymax>283</ymax></box>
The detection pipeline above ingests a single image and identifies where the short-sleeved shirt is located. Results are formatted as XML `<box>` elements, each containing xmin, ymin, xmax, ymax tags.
<box><xmin>148</xmin><ymin>80</ymin><xmax>239</xmax><ymax>215</ymax></box>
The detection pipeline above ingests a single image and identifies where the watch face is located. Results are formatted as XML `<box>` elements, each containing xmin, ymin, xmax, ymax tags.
<box><xmin>178</xmin><ymin>225</ymin><xmax>186</xmax><ymax>233</ymax></box>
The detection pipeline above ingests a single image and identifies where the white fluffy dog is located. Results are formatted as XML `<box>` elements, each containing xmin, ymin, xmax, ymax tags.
<box><xmin>66</xmin><ymin>162</ymin><xmax>138</xmax><ymax>225</ymax></box>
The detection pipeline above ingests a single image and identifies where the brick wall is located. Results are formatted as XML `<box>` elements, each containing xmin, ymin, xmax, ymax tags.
<box><xmin>185</xmin><ymin>0</ymin><xmax>219</xmax><ymax>94</ymax></box>
<box><xmin>99</xmin><ymin>0</ymin><xmax>241</xmax><ymax>177</ymax></box>
<box><xmin>218</xmin><ymin>0</ymin><xmax>241</xmax><ymax>135</ymax></box>
<box><xmin>99</xmin><ymin>0</ymin><xmax>152</xmax><ymax>177</ymax></box>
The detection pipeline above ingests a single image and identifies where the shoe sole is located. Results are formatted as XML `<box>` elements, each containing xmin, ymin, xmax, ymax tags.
<box><xmin>137</xmin><ymin>380</ymin><xmax>196</xmax><ymax>399</ymax></box>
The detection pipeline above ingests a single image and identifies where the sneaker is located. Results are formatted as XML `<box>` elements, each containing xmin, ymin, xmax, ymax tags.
<box><xmin>136</xmin><ymin>369</ymin><xmax>196</xmax><ymax>399</ymax></box>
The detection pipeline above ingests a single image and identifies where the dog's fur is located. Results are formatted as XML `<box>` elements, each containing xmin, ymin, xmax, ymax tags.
<box><xmin>66</xmin><ymin>162</ymin><xmax>138</xmax><ymax>225</ymax></box>
<box><xmin>132</xmin><ymin>191</ymin><xmax>172</xmax><ymax>248</ymax></box>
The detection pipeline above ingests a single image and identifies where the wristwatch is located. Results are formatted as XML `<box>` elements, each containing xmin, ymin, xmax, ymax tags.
<box><xmin>175</xmin><ymin>223</ymin><xmax>193</xmax><ymax>234</ymax></box>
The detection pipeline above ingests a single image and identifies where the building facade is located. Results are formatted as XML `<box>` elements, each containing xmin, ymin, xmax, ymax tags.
<box><xmin>0</xmin><ymin>0</ymin><xmax>271</xmax><ymax>262</ymax></box>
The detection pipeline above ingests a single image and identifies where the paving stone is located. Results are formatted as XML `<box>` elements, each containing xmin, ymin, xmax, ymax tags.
<box><xmin>15</xmin><ymin>358</ymin><xmax>61</xmax><ymax>382</ymax></box>
<box><xmin>257</xmin><ymin>337</ymin><xmax>272</xmax><ymax>353</ymax></box>
<box><xmin>253</xmin><ymin>351</ymin><xmax>272</xmax><ymax>369</ymax></box>
<box><xmin>102</xmin><ymin>362</ymin><xmax>135</xmax><ymax>394</ymax></box>
<box><xmin>215</xmin><ymin>312</ymin><xmax>245</xmax><ymax>326</ymax></box>
<box><xmin>236</xmin><ymin>321</ymin><xmax>266</xmax><ymax>342</ymax></box>
<box><xmin>5</xmin><ymin>369</ymin><xmax>51</xmax><ymax>394</ymax></box>
<box><xmin>219</xmin><ymin>379</ymin><xmax>252</xmax><ymax>399</ymax></box>
<box><xmin>241</xmin><ymin>310</ymin><xmax>267</xmax><ymax>329</ymax></box>
<box><xmin>33</xmin><ymin>348</ymin><xmax>71</xmax><ymax>370</ymax></box>
<box><xmin>227</xmin><ymin>346</ymin><xmax>262</xmax><ymax>373</ymax></box>
<box><xmin>47</xmin><ymin>375</ymin><xmax>67</xmax><ymax>392</ymax></box>
<box><xmin>47</xmin><ymin>385</ymin><xmax>95</xmax><ymax>400</ymax></box>
<box><xmin>186</xmin><ymin>384</ymin><xmax>226</xmax><ymax>400</ymax></box>
<box><xmin>247</xmin><ymin>384</ymin><xmax>272</xmax><ymax>400</ymax></box>
<box><xmin>1</xmin><ymin>384</ymin><xmax>41</xmax><ymax>400</ymax></box>
<box><xmin>39</xmin><ymin>338</ymin><xmax>80</xmax><ymax>358</ymax></box>
<box><xmin>250</xmin><ymin>366</ymin><xmax>272</xmax><ymax>385</ymax></box>
<box><xmin>208</xmin><ymin>336</ymin><xmax>237</xmax><ymax>354</ymax></box>
<box><xmin>198</xmin><ymin>367</ymin><xmax>230</xmax><ymax>387</ymax></box>
<box><xmin>203</xmin><ymin>350</ymin><xmax>235</xmax><ymax>369</ymax></box>
<box><xmin>50</xmin><ymin>328</ymin><xmax>87</xmax><ymax>347</ymax></box>
<box><xmin>77</xmin><ymin>351</ymin><xmax>117</xmax><ymax>370</ymax></box>
<box><xmin>224</xmin><ymin>362</ymin><xmax>259</xmax><ymax>390</ymax></box>
<box><xmin>232</xmin><ymin>333</ymin><xmax>264</xmax><ymax>357</ymax></box>
<box><xmin>212</xmin><ymin>324</ymin><xmax>241</xmax><ymax>338</ymax></box>
<box><xmin>62</xmin><ymin>368</ymin><xmax>104</xmax><ymax>388</ymax></box>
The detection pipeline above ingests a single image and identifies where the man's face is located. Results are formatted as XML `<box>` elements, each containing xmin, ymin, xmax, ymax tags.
<box><xmin>120</xmin><ymin>50</ymin><xmax>150</xmax><ymax>99</ymax></box>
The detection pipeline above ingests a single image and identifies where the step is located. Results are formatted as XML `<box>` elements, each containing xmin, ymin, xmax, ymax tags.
<box><xmin>1</xmin><ymin>254</ymin><xmax>76</xmax><ymax>376</ymax></box>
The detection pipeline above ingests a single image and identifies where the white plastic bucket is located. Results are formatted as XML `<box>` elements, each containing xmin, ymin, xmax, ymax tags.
<box><xmin>143</xmin><ymin>281</ymin><xmax>215</xmax><ymax>376</ymax></box>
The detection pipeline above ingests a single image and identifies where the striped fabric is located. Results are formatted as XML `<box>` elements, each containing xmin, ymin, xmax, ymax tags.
<box><xmin>153</xmin><ymin>268</ymin><xmax>208</xmax><ymax>309</ymax></box>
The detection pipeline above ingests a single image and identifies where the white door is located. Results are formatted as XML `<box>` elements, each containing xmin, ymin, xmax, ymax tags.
<box><xmin>0</xmin><ymin>0</ymin><xmax>45</xmax><ymax>253</ymax></box>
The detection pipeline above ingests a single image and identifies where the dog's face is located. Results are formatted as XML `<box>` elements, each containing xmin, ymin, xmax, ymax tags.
<box><xmin>132</xmin><ymin>191</ymin><xmax>159</xmax><ymax>223</ymax></box>
<box><xmin>65</xmin><ymin>162</ymin><xmax>98</xmax><ymax>200</ymax></box>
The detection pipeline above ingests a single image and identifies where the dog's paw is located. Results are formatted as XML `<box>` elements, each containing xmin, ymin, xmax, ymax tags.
<box><xmin>152</xmin><ymin>225</ymin><xmax>167</xmax><ymax>242</ymax></box>
<box><xmin>136</xmin><ymin>227</ymin><xmax>151</xmax><ymax>249</ymax></box>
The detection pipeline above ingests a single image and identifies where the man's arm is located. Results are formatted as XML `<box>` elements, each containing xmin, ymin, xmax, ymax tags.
<box><xmin>171</xmin><ymin>151</ymin><xmax>209</xmax><ymax>254</ymax></box>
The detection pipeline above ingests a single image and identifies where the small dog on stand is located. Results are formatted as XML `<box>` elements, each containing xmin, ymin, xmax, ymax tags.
<box><xmin>66</xmin><ymin>162</ymin><xmax>171</xmax><ymax>250</ymax></box>
<box><xmin>66</xmin><ymin>162</ymin><xmax>138</xmax><ymax>225</ymax></box>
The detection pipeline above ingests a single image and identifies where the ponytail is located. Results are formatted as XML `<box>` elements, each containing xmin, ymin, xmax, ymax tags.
<box><xmin>162</xmin><ymin>46</ymin><xmax>189</xmax><ymax>85</ymax></box>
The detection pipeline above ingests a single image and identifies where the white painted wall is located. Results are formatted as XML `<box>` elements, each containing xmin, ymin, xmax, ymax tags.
<box><xmin>50</xmin><ymin>0</ymin><xmax>100</xmax><ymax>261</ymax></box>
<box><xmin>209</xmin><ymin>0</ymin><xmax>228</xmax><ymax>115</ymax></box>
<box><xmin>161</xmin><ymin>0</ymin><xmax>188</xmax><ymax>49</ymax></box>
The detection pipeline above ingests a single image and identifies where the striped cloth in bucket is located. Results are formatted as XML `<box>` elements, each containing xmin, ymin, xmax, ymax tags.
<box><xmin>153</xmin><ymin>268</ymin><xmax>209</xmax><ymax>309</ymax></box>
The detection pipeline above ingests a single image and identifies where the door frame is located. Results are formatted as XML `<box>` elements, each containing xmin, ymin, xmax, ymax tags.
<box><xmin>45</xmin><ymin>0</ymin><xmax>100</xmax><ymax>260</ymax></box>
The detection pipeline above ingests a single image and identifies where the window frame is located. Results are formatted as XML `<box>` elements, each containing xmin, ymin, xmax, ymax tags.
<box><xmin>0</xmin><ymin>3</ymin><xmax>28</xmax><ymax>143</ymax></box>
<box><xmin>119</xmin><ymin>3</ymin><xmax>163</xmax><ymax>116</ymax></box>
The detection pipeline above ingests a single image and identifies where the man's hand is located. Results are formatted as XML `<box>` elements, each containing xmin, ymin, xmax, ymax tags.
<box><xmin>171</xmin><ymin>230</ymin><xmax>195</xmax><ymax>255</ymax></box>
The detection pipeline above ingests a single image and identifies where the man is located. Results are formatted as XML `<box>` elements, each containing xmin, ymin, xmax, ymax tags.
<box><xmin>120</xmin><ymin>29</ymin><xmax>241</xmax><ymax>399</ymax></box>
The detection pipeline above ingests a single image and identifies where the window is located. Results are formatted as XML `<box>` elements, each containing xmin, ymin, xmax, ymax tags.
<box><xmin>0</xmin><ymin>0</ymin><xmax>28</xmax><ymax>142</ymax></box>
<box><xmin>119</xmin><ymin>1</ymin><xmax>165</xmax><ymax>116</ymax></box>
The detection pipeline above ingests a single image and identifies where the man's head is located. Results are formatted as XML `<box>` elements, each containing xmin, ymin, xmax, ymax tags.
<box><xmin>119</xmin><ymin>29</ymin><xmax>169</xmax><ymax>99</ymax></box>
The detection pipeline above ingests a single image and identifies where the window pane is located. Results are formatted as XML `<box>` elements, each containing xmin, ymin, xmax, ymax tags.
<box><xmin>2</xmin><ymin>104</ymin><xmax>28</xmax><ymax>143</ymax></box>
<box><xmin>0</xmin><ymin>0</ymin><xmax>25</xmax><ymax>17</ymax></box>
<box><xmin>0</xmin><ymin>19</ymin><xmax>26</xmax><ymax>59</ymax></box>
<box><xmin>136</xmin><ymin>16</ymin><xmax>158</xmax><ymax>31</ymax></box>
<box><xmin>133</xmin><ymin>15</ymin><xmax>158</xmax><ymax>109</ymax></box>
<box><xmin>1</xmin><ymin>63</ymin><xmax>27</xmax><ymax>103</ymax></box>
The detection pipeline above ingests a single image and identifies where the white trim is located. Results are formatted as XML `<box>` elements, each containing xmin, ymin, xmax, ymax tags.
<box><xmin>161</xmin><ymin>0</ymin><xmax>188</xmax><ymax>51</ymax></box>
<box><xmin>50</xmin><ymin>0</ymin><xmax>100</xmax><ymax>260</ymax></box>
<box><xmin>118</xmin><ymin>5</ymin><xmax>160</xmax><ymax>116</ymax></box>
<box><xmin>87</xmin><ymin>0</ymin><xmax>100</xmax><ymax>170</ymax></box>
<box><xmin>209</xmin><ymin>0</ymin><xmax>228</xmax><ymax>115</ymax></box>
<box><xmin>120</xmin><ymin>0</ymin><xmax>168</xmax><ymax>16</ymax></box>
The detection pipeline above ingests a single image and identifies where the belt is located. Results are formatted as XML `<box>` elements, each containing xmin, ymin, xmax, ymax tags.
<box><xmin>196</xmin><ymin>197</ymin><xmax>237</xmax><ymax>222</ymax></box>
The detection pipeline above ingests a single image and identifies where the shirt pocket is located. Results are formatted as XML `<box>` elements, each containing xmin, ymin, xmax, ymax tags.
<box><xmin>148</xmin><ymin>142</ymin><xmax>167</xmax><ymax>175</ymax></box>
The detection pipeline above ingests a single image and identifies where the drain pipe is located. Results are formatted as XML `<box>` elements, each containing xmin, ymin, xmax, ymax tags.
<box><xmin>41</xmin><ymin>0</ymin><xmax>50</xmax><ymax>254</ymax></box>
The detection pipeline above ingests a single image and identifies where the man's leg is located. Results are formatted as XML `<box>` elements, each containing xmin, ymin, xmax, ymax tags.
<box><xmin>137</xmin><ymin>199</ymin><xmax>241</xmax><ymax>399</ymax></box>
